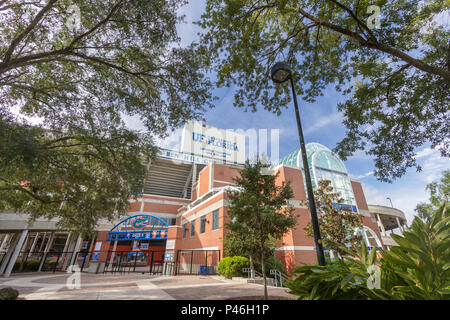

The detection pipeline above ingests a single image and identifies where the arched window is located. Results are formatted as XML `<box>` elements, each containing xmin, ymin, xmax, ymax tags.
<box><xmin>355</xmin><ymin>226</ymin><xmax>382</xmax><ymax>248</ymax></box>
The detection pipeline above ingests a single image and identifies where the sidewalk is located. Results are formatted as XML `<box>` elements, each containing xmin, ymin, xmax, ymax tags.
<box><xmin>0</xmin><ymin>273</ymin><xmax>296</xmax><ymax>300</ymax></box>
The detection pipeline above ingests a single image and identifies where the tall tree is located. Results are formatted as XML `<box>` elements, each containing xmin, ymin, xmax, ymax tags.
<box><xmin>0</xmin><ymin>0</ymin><xmax>213</xmax><ymax>235</ymax></box>
<box><xmin>226</xmin><ymin>160</ymin><xmax>297</xmax><ymax>299</ymax></box>
<box><xmin>223</xmin><ymin>221</ymin><xmax>260</xmax><ymax>278</ymax></box>
<box><xmin>0</xmin><ymin>112</ymin><xmax>156</xmax><ymax>236</ymax></box>
<box><xmin>304</xmin><ymin>179</ymin><xmax>364</xmax><ymax>258</ymax></box>
<box><xmin>199</xmin><ymin>0</ymin><xmax>449</xmax><ymax>182</ymax></box>
<box><xmin>415</xmin><ymin>169</ymin><xmax>450</xmax><ymax>223</ymax></box>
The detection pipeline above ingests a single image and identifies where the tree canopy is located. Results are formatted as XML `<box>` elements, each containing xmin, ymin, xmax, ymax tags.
<box><xmin>198</xmin><ymin>0</ymin><xmax>449</xmax><ymax>182</ymax></box>
<box><xmin>0</xmin><ymin>0</ymin><xmax>213</xmax><ymax>235</ymax></box>
<box><xmin>304</xmin><ymin>179</ymin><xmax>364</xmax><ymax>257</ymax></box>
<box><xmin>415</xmin><ymin>169</ymin><xmax>450</xmax><ymax>223</ymax></box>
<box><xmin>226</xmin><ymin>160</ymin><xmax>297</xmax><ymax>299</ymax></box>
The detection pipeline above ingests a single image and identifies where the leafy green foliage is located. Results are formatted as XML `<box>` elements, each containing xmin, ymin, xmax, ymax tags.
<box><xmin>285</xmin><ymin>203</ymin><xmax>450</xmax><ymax>300</ymax></box>
<box><xmin>226</xmin><ymin>160</ymin><xmax>297</xmax><ymax>298</ymax></box>
<box><xmin>0</xmin><ymin>1</ymin><xmax>214</xmax><ymax>235</ymax></box>
<box><xmin>415</xmin><ymin>170</ymin><xmax>450</xmax><ymax>222</ymax></box>
<box><xmin>304</xmin><ymin>180</ymin><xmax>364</xmax><ymax>256</ymax></box>
<box><xmin>380</xmin><ymin>202</ymin><xmax>449</xmax><ymax>299</ymax></box>
<box><xmin>0</xmin><ymin>288</ymin><xmax>19</xmax><ymax>300</ymax></box>
<box><xmin>1</xmin><ymin>0</ymin><xmax>213</xmax><ymax>134</ymax></box>
<box><xmin>199</xmin><ymin>0</ymin><xmax>449</xmax><ymax>182</ymax></box>
<box><xmin>0</xmin><ymin>115</ymin><xmax>155</xmax><ymax>236</ymax></box>
<box><xmin>217</xmin><ymin>256</ymin><xmax>249</xmax><ymax>279</ymax></box>
<box><xmin>285</xmin><ymin>242</ymin><xmax>380</xmax><ymax>300</ymax></box>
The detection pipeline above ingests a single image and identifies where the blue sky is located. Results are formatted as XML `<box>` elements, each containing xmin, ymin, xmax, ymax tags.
<box><xmin>148</xmin><ymin>1</ymin><xmax>449</xmax><ymax>224</ymax></box>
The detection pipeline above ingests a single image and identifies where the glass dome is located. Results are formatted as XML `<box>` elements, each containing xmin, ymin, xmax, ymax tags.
<box><xmin>278</xmin><ymin>143</ymin><xmax>357</xmax><ymax>208</ymax></box>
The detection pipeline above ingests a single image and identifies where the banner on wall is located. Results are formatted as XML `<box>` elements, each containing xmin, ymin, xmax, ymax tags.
<box><xmin>180</xmin><ymin>121</ymin><xmax>246</xmax><ymax>164</ymax></box>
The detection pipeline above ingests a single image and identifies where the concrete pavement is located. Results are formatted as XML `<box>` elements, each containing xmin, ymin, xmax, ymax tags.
<box><xmin>0</xmin><ymin>273</ymin><xmax>296</xmax><ymax>300</ymax></box>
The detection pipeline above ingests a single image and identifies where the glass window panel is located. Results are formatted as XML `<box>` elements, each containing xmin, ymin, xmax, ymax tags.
<box><xmin>200</xmin><ymin>216</ymin><xmax>206</xmax><ymax>234</ymax></box>
<box><xmin>190</xmin><ymin>219</ymin><xmax>195</xmax><ymax>237</ymax></box>
<box><xmin>212</xmin><ymin>210</ymin><xmax>219</xmax><ymax>230</ymax></box>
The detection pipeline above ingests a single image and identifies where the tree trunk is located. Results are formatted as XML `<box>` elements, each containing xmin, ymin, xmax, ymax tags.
<box><xmin>261</xmin><ymin>247</ymin><xmax>268</xmax><ymax>300</ymax></box>
<box><xmin>249</xmin><ymin>254</ymin><xmax>255</xmax><ymax>279</ymax></box>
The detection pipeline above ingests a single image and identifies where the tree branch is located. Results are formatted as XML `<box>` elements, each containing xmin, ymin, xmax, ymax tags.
<box><xmin>1</xmin><ymin>0</ymin><xmax>58</xmax><ymax>64</ymax></box>
<box><xmin>293</xmin><ymin>5</ymin><xmax>450</xmax><ymax>82</ymax></box>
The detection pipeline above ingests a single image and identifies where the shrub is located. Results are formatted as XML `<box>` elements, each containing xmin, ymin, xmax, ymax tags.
<box><xmin>254</xmin><ymin>255</ymin><xmax>287</xmax><ymax>276</ymax></box>
<box><xmin>217</xmin><ymin>256</ymin><xmax>249</xmax><ymax>279</ymax></box>
<box><xmin>285</xmin><ymin>202</ymin><xmax>450</xmax><ymax>300</ymax></box>
<box><xmin>0</xmin><ymin>288</ymin><xmax>19</xmax><ymax>300</ymax></box>
<box><xmin>24</xmin><ymin>260</ymin><xmax>41</xmax><ymax>271</ymax></box>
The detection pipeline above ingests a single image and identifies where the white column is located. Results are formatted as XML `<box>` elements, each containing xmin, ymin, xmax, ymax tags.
<box><xmin>0</xmin><ymin>234</ymin><xmax>11</xmax><ymax>252</ymax></box>
<box><xmin>38</xmin><ymin>232</ymin><xmax>47</xmax><ymax>252</ymax></box>
<box><xmin>376</xmin><ymin>213</ymin><xmax>387</xmax><ymax>236</ymax></box>
<box><xmin>395</xmin><ymin>217</ymin><xmax>404</xmax><ymax>233</ymax></box>
<box><xmin>69</xmin><ymin>235</ymin><xmax>82</xmax><ymax>267</ymax></box>
<box><xmin>61</xmin><ymin>232</ymin><xmax>72</xmax><ymax>270</ymax></box>
<box><xmin>28</xmin><ymin>232</ymin><xmax>40</xmax><ymax>256</ymax></box>
<box><xmin>109</xmin><ymin>240</ymin><xmax>118</xmax><ymax>269</ymax></box>
<box><xmin>38</xmin><ymin>232</ymin><xmax>55</xmax><ymax>272</ymax></box>
<box><xmin>0</xmin><ymin>234</ymin><xmax>18</xmax><ymax>274</ymax></box>
<box><xmin>192</xmin><ymin>164</ymin><xmax>197</xmax><ymax>199</ymax></box>
<box><xmin>3</xmin><ymin>230</ymin><xmax>28</xmax><ymax>277</ymax></box>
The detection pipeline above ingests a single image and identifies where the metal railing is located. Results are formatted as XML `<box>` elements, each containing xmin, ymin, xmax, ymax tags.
<box><xmin>175</xmin><ymin>250</ymin><xmax>220</xmax><ymax>275</ymax></box>
<box><xmin>242</xmin><ymin>268</ymin><xmax>288</xmax><ymax>287</ymax></box>
<box><xmin>270</xmin><ymin>269</ymin><xmax>289</xmax><ymax>287</ymax></box>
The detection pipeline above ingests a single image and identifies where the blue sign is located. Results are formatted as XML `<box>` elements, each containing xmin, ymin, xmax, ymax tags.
<box><xmin>165</xmin><ymin>252</ymin><xmax>174</xmax><ymax>262</ymax></box>
<box><xmin>108</xmin><ymin>214</ymin><xmax>169</xmax><ymax>241</ymax></box>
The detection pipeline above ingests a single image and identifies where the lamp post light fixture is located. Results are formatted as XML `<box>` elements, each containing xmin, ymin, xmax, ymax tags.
<box><xmin>387</xmin><ymin>197</ymin><xmax>394</xmax><ymax>208</ymax></box>
<box><xmin>271</xmin><ymin>62</ymin><xmax>326</xmax><ymax>266</ymax></box>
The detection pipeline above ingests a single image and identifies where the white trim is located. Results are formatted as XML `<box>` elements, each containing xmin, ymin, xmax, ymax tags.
<box><xmin>139</xmin><ymin>194</ymin><xmax>192</xmax><ymax>202</ymax></box>
<box><xmin>123</xmin><ymin>212</ymin><xmax>177</xmax><ymax>219</ymax></box>
<box><xmin>133</xmin><ymin>197</ymin><xmax>190</xmax><ymax>206</ymax></box>
<box><xmin>214</xmin><ymin>180</ymin><xmax>235</xmax><ymax>185</ymax></box>
<box><xmin>209</xmin><ymin>162</ymin><xmax>214</xmax><ymax>191</ymax></box>
<box><xmin>187</xmin><ymin>246</ymin><xmax>219</xmax><ymax>251</ymax></box>
<box><xmin>270</xmin><ymin>164</ymin><xmax>303</xmax><ymax>173</ymax></box>
<box><xmin>355</xmin><ymin>226</ymin><xmax>383</xmax><ymax>247</ymax></box>
<box><xmin>181</xmin><ymin>199</ymin><xmax>228</xmax><ymax>222</ymax></box>
<box><xmin>359</xmin><ymin>209</ymin><xmax>371</xmax><ymax>217</ymax></box>
<box><xmin>274</xmin><ymin>246</ymin><xmax>315</xmax><ymax>251</ymax></box>
<box><xmin>178</xmin><ymin>186</ymin><xmax>240</xmax><ymax>217</ymax></box>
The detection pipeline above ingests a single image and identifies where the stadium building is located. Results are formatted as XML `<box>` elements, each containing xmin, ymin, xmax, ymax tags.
<box><xmin>0</xmin><ymin>122</ymin><xmax>407</xmax><ymax>277</ymax></box>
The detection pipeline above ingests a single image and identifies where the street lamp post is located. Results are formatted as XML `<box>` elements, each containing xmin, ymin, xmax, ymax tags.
<box><xmin>271</xmin><ymin>62</ymin><xmax>326</xmax><ymax>266</ymax></box>
<box><xmin>387</xmin><ymin>197</ymin><xmax>394</xmax><ymax>208</ymax></box>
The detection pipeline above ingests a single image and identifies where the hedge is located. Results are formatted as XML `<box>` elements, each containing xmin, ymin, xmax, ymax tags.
<box><xmin>217</xmin><ymin>256</ymin><xmax>249</xmax><ymax>279</ymax></box>
<box><xmin>0</xmin><ymin>288</ymin><xmax>19</xmax><ymax>300</ymax></box>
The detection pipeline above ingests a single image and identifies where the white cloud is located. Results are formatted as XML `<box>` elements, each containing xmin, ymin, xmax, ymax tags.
<box><xmin>352</xmin><ymin>171</ymin><xmax>374</xmax><ymax>180</ymax></box>
<box><xmin>362</xmin><ymin>145</ymin><xmax>450</xmax><ymax>225</ymax></box>
<box><xmin>362</xmin><ymin>182</ymin><xmax>427</xmax><ymax>225</ymax></box>
<box><xmin>303</xmin><ymin>112</ymin><xmax>343</xmax><ymax>135</ymax></box>
<box><xmin>153</xmin><ymin>128</ymin><xmax>183</xmax><ymax>151</ymax></box>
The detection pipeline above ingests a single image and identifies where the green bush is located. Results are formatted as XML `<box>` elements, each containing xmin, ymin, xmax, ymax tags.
<box><xmin>253</xmin><ymin>255</ymin><xmax>287</xmax><ymax>276</ymax></box>
<box><xmin>24</xmin><ymin>260</ymin><xmax>40</xmax><ymax>271</ymax></box>
<box><xmin>0</xmin><ymin>288</ymin><xmax>19</xmax><ymax>300</ymax></box>
<box><xmin>12</xmin><ymin>259</ymin><xmax>42</xmax><ymax>272</ymax></box>
<box><xmin>43</xmin><ymin>260</ymin><xmax>58</xmax><ymax>271</ymax></box>
<box><xmin>285</xmin><ymin>202</ymin><xmax>450</xmax><ymax>300</ymax></box>
<box><xmin>217</xmin><ymin>256</ymin><xmax>249</xmax><ymax>279</ymax></box>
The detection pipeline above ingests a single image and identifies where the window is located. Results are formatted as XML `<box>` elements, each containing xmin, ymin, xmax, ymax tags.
<box><xmin>182</xmin><ymin>224</ymin><xmax>188</xmax><ymax>239</ymax></box>
<box><xmin>200</xmin><ymin>216</ymin><xmax>206</xmax><ymax>234</ymax></box>
<box><xmin>212</xmin><ymin>210</ymin><xmax>219</xmax><ymax>230</ymax></box>
<box><xmin>190</xmin><ymin>219</ymin><xmax>196</xmax><ymax>237</ymax></box>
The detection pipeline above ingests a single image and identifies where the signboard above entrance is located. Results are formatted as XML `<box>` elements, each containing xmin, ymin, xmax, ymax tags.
<box><xmin>180</xmin><ymin>121</ymin><xmax>246</xmax><ymax>164</ymax></box>
<box><xmin>108</xmin><ymin>214</ymin><xmax>169</xmax><ymax>241</ymax></box>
